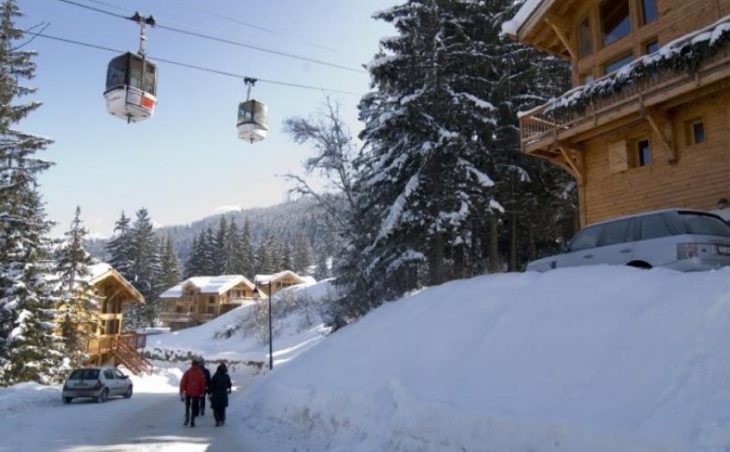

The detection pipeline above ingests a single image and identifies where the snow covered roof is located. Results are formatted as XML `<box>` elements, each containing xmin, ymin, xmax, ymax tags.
<box><xmin>254</xmin><ymin>270</ymin><xmax>307</xmax><ymax>285</ymax></box>
<box><xmin>501</xmin><ymin>0</ymin><xmax>549</xmax><ymax>37</ymax></box>
<box><xmin>160</xmin><ymin>275</ymin><xmax>255</xmax><ymax>298</ymax></box>
<box><xmin>87</xmin><ymin>262</ymin><xmax>144</xmax><ymax>303</ymax></box>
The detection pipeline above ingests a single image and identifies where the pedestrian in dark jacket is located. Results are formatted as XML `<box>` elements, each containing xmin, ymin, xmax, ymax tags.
<box><xmin>209</xmin><ymin>363</ymin><xmax>232</xmax><ymax>426</ymax></box>
<box><xmin>199</xmin><ymin>358</ymin><xmax>211</xmax><ymax>416</ymax></box>
<box><xmin>179</xmin><ymin>358</ymin><xmax>206</xmax><ymax>427</ymax></box>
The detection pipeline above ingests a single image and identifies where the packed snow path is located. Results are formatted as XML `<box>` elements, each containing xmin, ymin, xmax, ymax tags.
<box><xmin>1</xmin><ymin>383</ymin><xmax>255</xmax><ymax>451</ymax></box>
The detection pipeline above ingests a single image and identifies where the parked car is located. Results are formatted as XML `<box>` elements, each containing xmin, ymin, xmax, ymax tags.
<box><xmin>526</xmin><ymin>208</ymin><xmax>730</xmax><ymax>272</ymax></box>
<box><xmin>62</xmin><ymin>367</ymin><xmax>133</xmax><ymax>404</ymax></box>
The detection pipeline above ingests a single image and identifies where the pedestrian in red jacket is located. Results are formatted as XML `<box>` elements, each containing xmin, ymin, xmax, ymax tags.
<box><xmin>180</xmin><ymin>358</ymin><xmax>207</xmax><ymax>427</ymax></box>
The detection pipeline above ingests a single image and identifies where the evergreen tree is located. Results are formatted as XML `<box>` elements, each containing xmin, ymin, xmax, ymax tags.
<box><xmin>105</xmin><ymin>212</ymin><xmax>133</xmax><ymax>281</ymax></box>
<box><xmin>292</xmin><ymin>233</ymin><xmax>312</xmax><ymax>274</ymax></box>
<box><xmin>213</xmin><ymin>216</ymin><xmax>227</xmax><ymax>274</ymax></box>
<box><xmin>125</xmin><ymin>208</ymin><xmax>162</xmax><ymax>327</ymax></box>
<box><xmin>232</xmin><ymin>218</ymin><xmax>255</xmax><ymax>278</ymax></box>
<box><xmin>202</xmin><ymin>226</ymin><xmax>216</xmax><ymax>275</ymax></box>
<box><xmin>336</xmin><ymin>0</ymin><xmax>573</xmax><ymax>316</ymax></box>
<box><xmin>54</xmin><ymin>207</ymin><xmax>100</xmax><ymax>369</ymax></box>
<box><xmin>160</xmin><ymin>236</ymin><xmax>181</xmax><ymax>289</ymax></box>
<box><xmin>0</xmin><ymin>0</ymin><xmax>65</xmax><ymax>384</ymax></box>
<box><xmin>223</xmin><ymin>219</ymin><xmax>239</xmax><ymax>274</ymax></box>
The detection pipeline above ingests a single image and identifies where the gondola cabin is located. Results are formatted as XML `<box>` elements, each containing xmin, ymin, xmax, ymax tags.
<box><xmin>104</xmin><ymin>52</ymin><xmax>157</xmax><ymax>123</ymax></box>
<box><xmin>237</xmin><ymin>99</ymin><xmax>268</xmax><ymax>142</ymax></box>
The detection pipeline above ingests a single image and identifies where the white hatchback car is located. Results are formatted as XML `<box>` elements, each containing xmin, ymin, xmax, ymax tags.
<box><xmin>62</xmin><ymin>367</ymin><xmax>133</xmax><ymax>404</ymax></box>
<box><xmin>526</xmin><ymin>209</ymin><xmax>730</xmax><ymax>272</ymax></box>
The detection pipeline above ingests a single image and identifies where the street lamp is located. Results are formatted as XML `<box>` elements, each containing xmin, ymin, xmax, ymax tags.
<box><xmin>252</xmin><ymin>279</ymin><xmax>273</xmax><ymax>370</ymax></box>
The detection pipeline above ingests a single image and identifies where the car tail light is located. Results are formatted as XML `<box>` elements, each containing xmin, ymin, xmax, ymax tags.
<box><xmin>94</xmin><ymin>380</ymin><xmax>102</xmax><ymax>390</ymax></box>
<box><xmin>677</xmin><ymin>243</ymin><xmax>698</xmax><ymax>259</ymax></box>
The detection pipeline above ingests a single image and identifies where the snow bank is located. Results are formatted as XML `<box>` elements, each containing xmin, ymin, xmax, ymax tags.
<box><xmin>233</xmin><ymin>266</ymin><xmax>730</xmax><ymax>451</ymax></box>
<box><xmin>0</xmin><ymin>382</ymin><xmax>61</xmax><ymax>413</ymax></box>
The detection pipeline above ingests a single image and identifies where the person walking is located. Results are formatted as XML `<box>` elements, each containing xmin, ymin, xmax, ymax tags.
<box><xmin>208</xmin><ymin>362</ymin><xmax>232</xmax><ymax>426</ymax></box>
<box><xmin>199</xmin><ymin>358</ymin><xmax>211</xmax><ymax>417</ymax></box>
<box><xmin>179</xmin><ymin>358</ymin><xmax>206</xmax><ymax>427</ymax></box>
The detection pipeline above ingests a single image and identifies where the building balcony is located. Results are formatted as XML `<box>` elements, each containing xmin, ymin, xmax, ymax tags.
<box><xmin>158</xmin><ymin>312</ymin><xmax>194</xmax><ymax>323</ymax></box>
<box><xmin>520</xmin><ymin>22</ymin><xmax>730</xmax><ymax>159</ymax></box>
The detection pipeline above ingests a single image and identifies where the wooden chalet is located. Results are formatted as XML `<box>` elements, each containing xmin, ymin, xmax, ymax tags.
<box><xmin>504</xmin><ymin>0</ymin><xmax>730</xmax><ymax>226</ymax></box>
<box><xmin>254</xmin><ymin>270</ymin><xmax>309</xmax><ymax>296</ymax></box>
<box><xmin>159</xmin><ymin>275</ymin><xmax>257</xmax><ymax>329</ymax></box>
<box><xmin>81</xmin><ymin>264</ymin><xmax>151</xmax><ymax>374</ymax></box>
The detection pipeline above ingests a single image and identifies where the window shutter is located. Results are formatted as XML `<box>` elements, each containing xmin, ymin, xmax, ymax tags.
<box><xmin>608</xmin><ymin>140</ymin><xmax>628</xmax><ymax>173</ymax></box>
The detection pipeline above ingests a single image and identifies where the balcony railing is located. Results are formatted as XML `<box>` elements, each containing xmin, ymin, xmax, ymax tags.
<box><xmin>520</xmin><ymin>40</ymin><xmax>730</xmax><ymax>154</ymax></box>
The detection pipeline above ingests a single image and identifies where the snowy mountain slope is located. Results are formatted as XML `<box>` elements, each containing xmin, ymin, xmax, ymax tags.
<box><xmin>231</xmin><ymin>266</ymin><xmax>730</xmax><ymax>451</ymax></box>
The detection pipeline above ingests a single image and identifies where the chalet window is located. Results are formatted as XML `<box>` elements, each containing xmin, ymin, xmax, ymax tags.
<box><xmin>208</xmin><ymin>295</ymin><xmax>215</xmax><ymax>304</ymax></box>
<box><xmin>633</xmin><ymin>139</ymin><xmax>651</xmax><ymax>167</ymax></box>
<box><xmin>579</xmin><ymin>18</ymin><xmax>593</xmax><ymax>57</ymax></box>
<box><xmin>685</xmin><ymin>118</ymin><xmax>706</xmax><ymax>145</ymax></box>
<box><xmin>644</xmin><ymin>39</ymin><xmax>659</xmax><ymax>55</ymax></box>
<box><xmin>641</xmin><ymin>0</ymin><xmax>658</xmax><ymax>24</ymax></box>
<box><xmin>176</xmin><ymin>305</ymin><xmax>183</xmax><ymax>313</ymax></box>
<box><xmin>600</xmin><ymin>0</ymin><xmax>631</xmax><ymax>46</ymax></box>
<box><xmin>604</xmin><ymin>53</ymin><xmax>633</xmax><ymax>75</ymax></box>
<box><xmin>207</xmin><ymin>306</ymin><xmax>215</xmax><ymax>314</ymax></box>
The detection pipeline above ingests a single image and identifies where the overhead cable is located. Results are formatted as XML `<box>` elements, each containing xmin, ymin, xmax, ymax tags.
<box><xmin>25</xmin><ymin>30</ymin><xmax>362</xmax><ymax>96</ymax></box>
<box><xmin>56</xmin><ymin>0</ymin><xmax>364</xmax><ymax>74</ymax></box>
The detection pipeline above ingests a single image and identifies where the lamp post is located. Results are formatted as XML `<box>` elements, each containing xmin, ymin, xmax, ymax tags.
<box><xmin>253</xmin><ymin>279</ymin><xmax>273</xmax><ymax>370</ymax></box>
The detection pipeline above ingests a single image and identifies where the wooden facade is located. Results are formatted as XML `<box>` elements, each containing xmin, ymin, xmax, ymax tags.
<box><xmin>254</xmin><ymin>270</ymin><xmax>307</xmax><ymax>296</ymax></box>
<box><xmin>73</xmin><ymin>264</ymin><xmax>151</xmax><ymax>374</ymax></box>
<box><xmin>509</xmin><ymin>0</ymin><xmax>730</xmax><ymax>226</ymax></box>
<box><xmin>159</xmin><ymin>276</ymin><xmax>256</xmax><ymax>329</ymax></box>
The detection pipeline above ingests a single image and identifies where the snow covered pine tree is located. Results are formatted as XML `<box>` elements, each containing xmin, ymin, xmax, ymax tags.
<box><xmin>0</xmin><ymin>0</ymin><xmax>66</xmax><ymax>385</ymax></box>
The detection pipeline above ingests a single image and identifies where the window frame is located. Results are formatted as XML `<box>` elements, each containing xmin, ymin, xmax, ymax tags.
<box><xmin>629</xmin><ymin>137</ymin><xmax>652</xmax><ymax>168</ymax></box>
<box><xmin>684</xmin><ymin>117</ymin><xmax>706</xmax><ymax>146</ymax></box>
<box><xmin>603</xmin><ymin>52</ymin><xmax>634</xmax><ymax>75</ymax></box>
<box><xmin>600</xmin><ymin>0</ymin><xmax>632</xmax><ymax>46</ymax></box>
<box><xmin>640</xmin><ymin>0</ymin><xmax>658</xmax><ymax>25</ymax></box>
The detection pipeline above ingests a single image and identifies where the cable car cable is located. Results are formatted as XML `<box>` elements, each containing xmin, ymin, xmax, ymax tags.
<box><xmin>56</xmin><ymin>0</ymin><xmax>365</xmax><ymax>74</ymax></box>
<box><xmin>24</xmin><ymin>30</ymin><xmax>362</xmax><ymax>96</ymax></box>
<box><xmin>78</xmin><ymin>0</ymin><xmax>337</xmax><ymax>53</ymax></box>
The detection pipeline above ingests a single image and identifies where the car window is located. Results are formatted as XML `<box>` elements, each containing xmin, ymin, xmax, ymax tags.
<box><xmin>679</xmin><ymin>212</ymin><xmax>730</xmax><ymax>237</ymax></box>
<box><xmin>69</xmin><ymin>369</ymin><xmax>99</xmax><ymax>380</ymax></box>
<box><xmin>569</xmin><ymin>225</ymin><xmax>602</xmax><ymax>251</ymax></box>
<box><xmin>103</xmin><ymin>369</ymin><xmax>115</xmax><ymax>380</ymax></box>
<box><xmin>598</xmin><ymin>219</ymin><xmax>631</xmax><ymax>246</ymax></box>
<box><xmin>640</xmin><ymin>214</ymin><xmax>672</xmax><ymax>240</ymax></box>
<box><xmin>114</xmin><ymin>369</ymin><xmax>126</xmax><ymax>379</ymax></box>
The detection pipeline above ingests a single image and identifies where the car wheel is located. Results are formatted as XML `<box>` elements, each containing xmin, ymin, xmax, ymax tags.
<box><xmin>62</xmin><ymin>397</ymin><xmax>72</xmax><ymax>404</ymax></box>
<box><xmin>123</xmin><ymin>386</ymin><xmax>133</xmax><ymax>399</ymax></box>
<box><xmin>96</xmin><ymin>388</ymin><xmax>109</xmax><ymax>403</ymax></box>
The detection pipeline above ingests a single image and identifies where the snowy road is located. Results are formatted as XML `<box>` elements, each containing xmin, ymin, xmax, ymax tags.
<box><xmin>0</xmin><ymin>379</ymin><xmax>256</xmax><ymax>451</ymax></box>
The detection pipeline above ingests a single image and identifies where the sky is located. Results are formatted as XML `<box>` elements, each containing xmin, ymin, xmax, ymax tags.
<box><xmin>18</xmin><ymin>0</ymin><xmax>396</xmax><ymax>236</ymax></box>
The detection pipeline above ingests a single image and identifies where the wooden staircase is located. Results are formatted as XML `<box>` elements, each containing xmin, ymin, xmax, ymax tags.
<box><xmin>111</xmin><ymin>334</ymin><xmax>153</xmax><ymax>375</ymax></box>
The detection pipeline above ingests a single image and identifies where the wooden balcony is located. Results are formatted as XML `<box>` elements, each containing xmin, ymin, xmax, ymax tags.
<box><xmin>520</xmin><ymin>47</ymin><xmax>730</xmax><ymax>158</ymax></box>
<box><xmin>158</xmin><ymin>312</ymin><xmax>194</xmax><ymax>323</ymax></box>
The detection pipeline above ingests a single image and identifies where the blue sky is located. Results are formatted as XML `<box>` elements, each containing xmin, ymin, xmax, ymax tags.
<box><xmin>19</xmin><ymin>0</ymin><xmax>395</xmax><ymax>236</ymax></box>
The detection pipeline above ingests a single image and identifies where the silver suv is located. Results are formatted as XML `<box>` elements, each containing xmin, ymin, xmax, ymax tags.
<box><xmin>526</xmin><ymin>209</ymin><xmax>730</xmax><ymax>272</ymax></box>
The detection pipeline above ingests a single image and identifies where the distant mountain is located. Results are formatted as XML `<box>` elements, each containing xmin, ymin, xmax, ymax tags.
<box><xmin>86</xmin><ymin>197</ymin><xmax>343</xmax><ymax>266</ymax></box>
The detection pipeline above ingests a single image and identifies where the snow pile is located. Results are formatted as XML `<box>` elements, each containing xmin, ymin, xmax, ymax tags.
<box><xmin>233</xmin><ymin>266</ymin><xmax>730</xmax><ymax>451</ymax></box>
<box><xmin>0</xmin><ymin>382</ymin><xmax>62</xmax><ymax>413</ymax></box>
